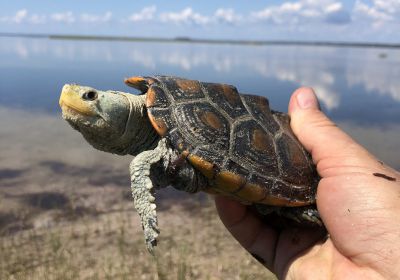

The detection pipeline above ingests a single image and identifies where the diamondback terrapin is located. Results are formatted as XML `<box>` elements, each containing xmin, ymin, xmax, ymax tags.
<box><xmin>59</xmin><ymin>75</ymin><xmax>321</xmax><ymax>253</ymax></box>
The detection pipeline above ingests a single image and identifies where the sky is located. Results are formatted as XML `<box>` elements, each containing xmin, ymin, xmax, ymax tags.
<box><xmin>1</xmin><ymin>0</ymin><xmax>400</xmax><ymax>43</ymax></box>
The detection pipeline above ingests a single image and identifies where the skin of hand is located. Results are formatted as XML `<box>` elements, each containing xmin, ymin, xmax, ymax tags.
<box><xmin>215</xmin><ymin>87</ymin><xmax>400</xmax><ymax>280</ymax></box>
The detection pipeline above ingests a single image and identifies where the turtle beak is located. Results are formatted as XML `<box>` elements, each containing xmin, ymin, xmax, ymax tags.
<box><xmin>59</xmin><ymin>84</ymin><xmax>96</xmax><ymax>116</ymax></box>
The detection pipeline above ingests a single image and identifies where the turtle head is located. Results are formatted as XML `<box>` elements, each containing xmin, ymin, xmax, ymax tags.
<box><xmin>59</xmin><ymin>84</ymin><xmax>148</xmax><ymax>155</ymax></box>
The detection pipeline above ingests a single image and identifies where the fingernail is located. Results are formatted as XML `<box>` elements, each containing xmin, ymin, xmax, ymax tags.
<box><xmin>296</xmin><ymin>88</ymin><xmax>319</xmax><ymax>109</ymax></box>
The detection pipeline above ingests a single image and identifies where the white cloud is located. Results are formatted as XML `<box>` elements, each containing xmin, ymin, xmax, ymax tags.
<box><xmin>160</xmin><ymin>7</ymin><xmax>210</xmax><ymax>25</ymax></box>
<box><xmin>80</xmin><ymin>11</ymin><xmax>112</xmax><ymax>23</ymax></box>
<box><xmin>130</xmin><ymin>6</ymin><xmax>242</xmax><ymax>26</ymax></box>
<box><xmin>0</xmin><ymin>9</ymin><xmax>27</xmax><ymax>23</ymax></box>
<box><xmin>51</xmin><ymin>11</ymin><xmax>75</xmax><ymax>24</ymax></box>
<box><xmin>214</xmin><ymin>8</ymin><xmax>242</xmax><ymax>24</ymax></box>
<box><xmin>353</xmin><ymin>0</ymin><xmax>400</xmax><ymax>28</ymax></box>
<box><xmin>29</xmin><ymin>14</ymin><xmax>46</xmax><ymax>24</ymax></box>
<box><xmin>129</xmin><ymin>49</ymin><xmax>156</xmax><ymax>69</ymax></box>
<box><xmin>14</xmin><ymin>9</ymin><xmax>28</xmax><ymax>23</ymax></box>
<box><xmin>373</xmin><ymin>0</ymin><xmax>400</xmax><ymax>14</ymax></box>
<box><xmin>326</xmin><ymin>2</ymin><xmax>343</xmax><ymax>14</ymax></box>
<box><xmin>1</xmin><ymin>10</ymin><xmax>114</xmax><ymax>25</ymax></box>
<box><xmin>354</xmin><ymin>1</ymin><xmax>392</xmax><ymax>21</ymax></box>
<box><xmin>346</xmin><ymin>48</ymin><xmax>400</xmax><ymax>102</ymax></box>
<box><xmin>129</xmin><ymin>6</ymin><xmax>156</xmax><ymax>22</ymax></box>
<box><xmin>1</xmin><ymin>3</ymin><xmax>399</xmax><ymax>42</ymax></box>
<box><xmin>0</xmin><ymin>9</ymin><xmax>47</xmax><ymax>24</ymax></box>
<box><xmin>281</xmin><ymin>2</ymin><xmax>302</xmax><ymax>13</ymax></box>
<box><xmin>251</xmin><ymin>0</ymin><xmax>350</xmax><ymax>25</ymax></box>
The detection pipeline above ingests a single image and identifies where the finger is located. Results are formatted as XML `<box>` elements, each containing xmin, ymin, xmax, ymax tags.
<box><xmin>274</xmin><ymin>227</ymin><xmax>327</xmax><ymax>279</ymax></box>
<box><xmin>215</xmin><ymin>196</ymin><xmax>268</xmax><ymax>249</ymax></box>
<box><xmin>288</xmin><ymin>87</ymin><xmax>389</xmax><ymax>177</ymax></box>
<box><xmin>215</xmin><ymin>196</ymin><xmax>327</xmax><ymax>276</ymax></box>
<box><xmin>215</xmin><ymin>195</ymin><xmax>247</xmax><ymax>228</ymax></box>
<box><xmin>215</xmin><ymin>196</ymin><xmax>278</xmax><ymax>268</ymax></box>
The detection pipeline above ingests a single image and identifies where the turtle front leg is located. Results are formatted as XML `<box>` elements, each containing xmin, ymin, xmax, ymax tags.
<box><xmin>129</xmin><ymin>139</ymin><xmax>170</xmax><ymax>254</ymax></box>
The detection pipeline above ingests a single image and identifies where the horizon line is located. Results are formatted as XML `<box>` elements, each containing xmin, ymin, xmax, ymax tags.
<box><xmin>1</xmin><ymin>32</ymin><xmax>399</xmax><ymax>49</ymax></box>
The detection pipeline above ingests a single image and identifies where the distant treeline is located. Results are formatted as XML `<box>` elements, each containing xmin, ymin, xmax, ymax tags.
<box><xmin>1</xmin><ymin>32</ymin><xmax>399</xmax><ymax>49</ymax></box>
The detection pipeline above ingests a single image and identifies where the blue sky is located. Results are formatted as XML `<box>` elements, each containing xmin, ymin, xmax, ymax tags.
<box><xmin>1</xmin><ymin>0</ymin><xmax>399</xmax><ymax>43</ymax></box>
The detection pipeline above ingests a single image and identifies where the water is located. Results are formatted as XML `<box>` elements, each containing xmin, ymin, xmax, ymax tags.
<box><xmin>1</xmin><ymin>36</ymin><xmax>399</xmax><ymax>171</ymax></box>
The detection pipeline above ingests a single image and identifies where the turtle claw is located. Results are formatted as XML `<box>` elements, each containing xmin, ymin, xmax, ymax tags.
<box><xmin>144</xmin><ymin>218</ymin><xmax>159</xmax><ymax>254</ymax></box>
<box><xmin>142</xmin><ymin>216</ymin><xmax>160</xmax><ymax>254</ymax></box>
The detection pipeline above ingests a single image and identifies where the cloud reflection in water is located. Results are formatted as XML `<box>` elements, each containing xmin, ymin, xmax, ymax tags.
<box><xmin>0</xmin><ymin>37</ymin><xmax>399</xmax><ymax>121</ymax></box>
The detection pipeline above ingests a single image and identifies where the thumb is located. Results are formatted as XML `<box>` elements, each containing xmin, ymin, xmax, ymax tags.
<box><xmin>288</xmin><ymin>87</ymin><xmax>384</xmax><ymax>178</ymax></box>
<box><xmin>288</xmin><ymin>89</ymin><xmax>400</xmax><ymax>279</ymax></box>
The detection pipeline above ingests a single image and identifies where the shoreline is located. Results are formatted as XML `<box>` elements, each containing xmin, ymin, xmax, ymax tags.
<box><xmin>1</xmin><ymin>32</ymin><xmax>399</xmax><ymax>49</ymax></box>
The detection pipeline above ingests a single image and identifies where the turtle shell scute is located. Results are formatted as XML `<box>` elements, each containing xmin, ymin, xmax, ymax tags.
<box><xmin>141</xmin><ymin>75</ymin><xmax>318</xmax><ymax>206</ymax></box>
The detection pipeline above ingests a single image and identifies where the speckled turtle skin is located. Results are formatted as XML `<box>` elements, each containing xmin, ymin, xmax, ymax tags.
<box><xmin>127</xmin><ymin>76</ymin><xmax>319</xmax><ymax>207</ymax></box>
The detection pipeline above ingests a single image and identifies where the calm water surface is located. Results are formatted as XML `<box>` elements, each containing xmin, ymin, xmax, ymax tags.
<box><xmin>1</xmin><ymin>37</ymin><xmax>399</xmax><ymax>170</ymax></box>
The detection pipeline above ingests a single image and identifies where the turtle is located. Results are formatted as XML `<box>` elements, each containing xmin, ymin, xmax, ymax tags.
<box><xmin>59</xmin><ymin>75</ymin><xmax>322</xmax><ymax>253</ymax></box>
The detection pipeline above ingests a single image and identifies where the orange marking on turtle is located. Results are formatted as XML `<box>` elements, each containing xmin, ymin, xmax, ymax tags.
<box><xmin>252</xmin><ymin>128</ymin><xmax>273</xmax><ymax>153</ymax></box>
<box><xmin>233</xmin><ymin>182</ymin><xmax>268</xmax><ymax>203</ymax></box>
<box><xmin>187</xmin><ymin>155</ymin><xmax>215</xmax><ymax>179</ymax></box>
<box><xmin>215</xmin><ymin>171</ymin><xmax>246</xmax><ymax>193</ymax></box>
<box><xmin>124</xmin><ymin>76</ymin><xmax>149</xmax><ymax>92</ymax></box>
<box><xmin>147</xmin><ymin>114</ymin><xmax>168</xmax><ymax>136</ymax></box>
<box><xmin>125</xmin><ymin>76</ymin><xmax>145</xmax><ymax>85</ymax></box>
<box><xmin>145</xmin><ymin>87</ymin><xmax>157</xmax><ymax>107</ymax></box>
<box><xmin>258</xmin><ymin>192</ymin><xmax>307</xmax><ymax>206</ymax></box>
<box><xmin>221</xmin><ymin>85</ymin><xmax>241</xmax><ymax>107</ymax></box>
<box><xmin>255</xmin><ymin>96</ymin><xmax>270</xmax><ymax>111</ymax></box>
<box><xmin>200</xmin><ymin>111</ymin><xmax>223</xmax><ymax>130</ymax></box>
<box><xmin>181</xmin><ymin>150</ymin><xmax>189</xmax><ymax>157</ymax></box>
<box><xmin>175</xmin><ymin>79</ymin><xmax>201</xmax><ymax>94</ymax></box>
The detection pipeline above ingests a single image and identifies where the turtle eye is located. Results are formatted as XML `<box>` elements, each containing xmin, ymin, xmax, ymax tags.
<box><xmin>82</xmin><ymin>90</ymin><xmax>98</xmax><ymax>101</ymax></box>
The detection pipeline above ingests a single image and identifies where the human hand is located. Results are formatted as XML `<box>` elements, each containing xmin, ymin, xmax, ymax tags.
<box><xmin>215</xmin><ymin>87</ymin><xmax>400</xmax><ymax>279</ymax></box>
